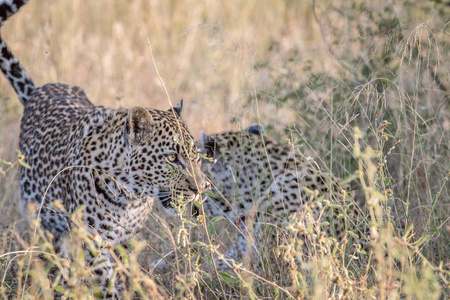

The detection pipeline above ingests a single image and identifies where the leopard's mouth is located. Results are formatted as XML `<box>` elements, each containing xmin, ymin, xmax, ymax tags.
<box><xmin>157</xmin><ymin>189</ymin><xmax>173</xmax><ymax>208</ymax></box>
<box><xmin>157</xmin><ymin>189</ymin><xmax>199</xmax><ymax>209</ymax></box>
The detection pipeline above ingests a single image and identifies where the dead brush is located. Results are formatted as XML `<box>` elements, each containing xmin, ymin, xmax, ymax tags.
<box><xmin>0</xmin><ymin>201</ymin><xmax>166</xmax><ymax>299</ymax></box>
<box><xmin>269</xmin><ymin>128</ymin><xmax>450</xmax><ymax>299</ymax></box>
<box><xmin>0</xmin><ymin>0</ymin><xmax>449</xmax><ymax>298</ymax></box>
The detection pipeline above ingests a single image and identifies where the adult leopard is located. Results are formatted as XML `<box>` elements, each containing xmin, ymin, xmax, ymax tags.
<box><xmin>199</xmin><ymin>125</ymin><xmax>365</xmax><ymax>258</ymax></box>
<box><xmin>0</xmin><ymin>1</ymin><xmax>207</xmax><ymax>298</ymax></box>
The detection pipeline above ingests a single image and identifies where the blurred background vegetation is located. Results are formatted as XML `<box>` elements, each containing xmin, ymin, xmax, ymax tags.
<box><xmin>0</xmin><ymin>0</ymin><xmax>449</xmax><ymax>298</ymax></box>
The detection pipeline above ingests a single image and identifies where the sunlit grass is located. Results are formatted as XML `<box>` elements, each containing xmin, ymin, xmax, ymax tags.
<box><xmin>0</xmin><ymin>0</ymin><xmax>448</xmax><ymax>298</ymax></box>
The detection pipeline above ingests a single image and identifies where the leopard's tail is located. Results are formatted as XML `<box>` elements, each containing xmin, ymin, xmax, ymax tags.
<box><xmin>0</xmin><ymin>0</ymin><xmax>35</xmax><ymax>105</ymax></box>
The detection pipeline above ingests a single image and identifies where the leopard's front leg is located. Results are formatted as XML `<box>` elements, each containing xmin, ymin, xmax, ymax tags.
<box><xmin>85</xmin><ymin>246</ymin><xmax>125</xmax><ymax>299</ymax></box>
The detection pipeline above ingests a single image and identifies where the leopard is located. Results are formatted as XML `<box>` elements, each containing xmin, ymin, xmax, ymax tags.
<box><xmin>198</xmin><ymin>125</ymin><xmax>366</xmax><ymax>262</ymax></box>
<box><xmin>0</xmin><ymin>1</ymin><xmax>207</xmax><ymax>298</ymax></box>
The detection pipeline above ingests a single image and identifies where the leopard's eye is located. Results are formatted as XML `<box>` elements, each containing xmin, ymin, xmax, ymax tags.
<box><xmin>167</xmin><ymin>154</ymin><xmax>177</xmax><ymax>163</ymax></box>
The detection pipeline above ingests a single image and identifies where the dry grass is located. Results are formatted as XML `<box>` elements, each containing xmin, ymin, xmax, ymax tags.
<box><xmin>0</xmin><ymin>0</ymin><xmax>449</xmax><ymax>299</ymax></box>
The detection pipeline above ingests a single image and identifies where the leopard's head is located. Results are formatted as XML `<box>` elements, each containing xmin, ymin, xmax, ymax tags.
<box><xmin>198</xmin><ymin>124</ymin><xmax>266</xmax><ymax>201</ymax></box>
<box><xmin>115</xmin><ymin>100</ymin><xmax>209</xmax><ymax>213</ymax></box>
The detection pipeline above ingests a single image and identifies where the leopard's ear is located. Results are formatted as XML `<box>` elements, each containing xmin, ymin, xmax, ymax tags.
<box><xmin>168</xmin><ymin>99</ymin><xmax>183</xmax><ymax>118</ymax></box>
<box><xmin>125</xmin><ymin>107</ymin><xmax>154</xmax><ymax>145</ymax></box>
<box><xmin>245</xmin><ymin>124</ymin><xmax>265</xmax><ymax>135</ymax></box>
<box><xmin>200</xmin><ymin>131</ymin><xmax>219</xmax><ymax>158</ymax></box>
